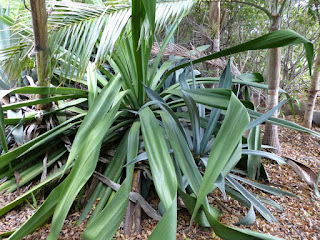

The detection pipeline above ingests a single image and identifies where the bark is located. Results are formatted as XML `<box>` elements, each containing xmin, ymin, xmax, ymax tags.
<box><xmin>209</xmin><ymin>1</ymin><xmax>220</xmax><ymax>77</ymax></box>
<box><xmin>303</xmin><ymin>47</ymin><xmax>320</xmax><ymax>128</ymax></box>
<box><xmin>262</xmin><ymin>15</ymin><xmax>281</xmax><ymax>154</ymax></box>
<box><xmin>29</xmin><ymin>0</ymin><xmax>50</xmax><ymax>109</ymax></box>
<box><xmin>261</xmin><ymin>0</ymin><xmax>288</xmax><ymax>153</ymax></box>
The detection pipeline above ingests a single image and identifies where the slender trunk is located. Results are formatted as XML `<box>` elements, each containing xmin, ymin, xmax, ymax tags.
<box><xmin>30</xmin><ymin>0</ymin><xmax>49</xmax><ymax>110</ymax></box>
<box><xmin>303</xmin><ymin>47</ymin><xmax>320</xmax><ymax>128</ymax></box>
<box><xmin>262</xmin><ymin>16</ymin><xmax>281</xmax><ymax>154</ymax></box>
<box><xmin>210</xmin><ymin>1</ymin><xmax>220</xmax><ymax>77</ymax></box>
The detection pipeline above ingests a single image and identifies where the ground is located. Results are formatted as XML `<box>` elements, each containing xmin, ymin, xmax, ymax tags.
<box><xmin>1</xmin><ymin>116</ymin><xmax>320</xmax><ymax>240</ymax></box>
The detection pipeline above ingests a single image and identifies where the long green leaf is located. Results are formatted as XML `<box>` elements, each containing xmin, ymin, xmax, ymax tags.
<box><xmin>78</xmin><ymin>134</ymin><xmax>129</xmax><ymax>225</ymax></box>
<box><xmin>82</xmin><ymin>122</ymin><xmax>139</xmax><ymax>240</ymax></box>
<box><xmin>200</xmin><ymin>61</ymin><xmax>233</xmax><ymax>154</ymax></box>
<box><xmin>226</xmin><ymin>175</ymin><xmax>277</xmax><ymax>223</ymax></box>
<box><xmin>87</xmin><ymin>62</ymin><xmax>98</xmax><ymax>109</ymax></box>
<box><xmin>203</xmin><ymin>207</ymin><xmax>283</xmax><ymax>240</ymax></box>
<box><xmin>8</xmin><ymin>182</ymin><xmax>66</xmax><ymax>240</ymax></box>
<box><xmin>0</xmin><ymin>115</ymin><xmax>82</xmax><ymax>169</ymax></box>
<box><xmin>246</xmin><ymin>100</ymin><xmax>288</xmax><ymax>130</ymax></box>
<box><xmin>82</xmin><ymin>177</ymin><xmax>132</xmax><ymax>240</ymax></box>
<box><xmin>192</xmin><ymin>93</ymin><xmax>249</xmax><ymax>221</ymax></box>
<box><xmin>0</xmin><ymin>151</ymin><xmax>66</xmax><ymax>193</ymax></box>
<box><xmin>247</xmin><ymin>125</ymin><xmax>262</xmax><ymax>179</ymax></box>
<box><xmin>148</xmin><ymin>196</ymin><xmax>177</xmax><ymax>240</ymax></box>
<box><xmin>0</xmin><ymin>86</ymin><xmax>87</xmax><ymax>99</ymax></box>
<box><xmin>63</xmin><ymin>73</ymin><xmax>122</xmax><ymax>175</ymax></box>
<box><xmin>248</xmin><ymin>109</ymin><xmax>320</xmax><ymax>138</ymax></box>
<box><xmin>140</xmin><ymin>107</ymin><xmax>177</xmax><ymax>210</ymax></box>
<box><xmin>169</xmin><ymin>89</ymin><xmax>320</xmax><ymax>141</ymax></box>
<box><xmin>164</xmin><ymin>29</ymin><xmax>313</xmax><ymax>82</ymax></box>
<box><xmin>236</xmin><ymin>204</ymin><xmax>256</xmax><ymax>226</ymax></box>
<box><xmin>182</xmin><ymin>90</ymin><xmax>201</xmax><ymax>157</ymax></box>
<box><xmin>0</xmin><ymin>103</ymin><xmax>8</xmax><ymax>153</ymax></box>
<box><xmin>149</xmin><ymin>23</ymin><xmax>180</xmax><ymax>90</ymax></box>
<box><xmin>164</xmin><ymin>77</ymin><xmax>286</xmax><ymax>93</ymax></box>
<box><xmin>236</xmin><ymin>73</ymin><xmax>265</xmax><ymax>83</ymax></box>
<box><xmin>242</xmin><ymin>149</ymin><xmax>286</xmax><ymax>165</ymax></box>
<box><xmin>48</xmin><ymin>103</ymin><xmax>121</xmax><ymax>240</ymax></box>
<box><xmin>140</xmin><ymin>107</ymin><xmax>178</xmax><ymax>240</ymax></box>
<box><xmin>229</xmin><ymin>174</ymin><xmax>295</xmax><ymax>197</ymax></box>
<box><xmin>178</xmin><ymin>188</ymin><xmax>220</xmax><ymax>227</ymax></box>
<box><xmin>132</xmin><ymin>0</ymin><xmax>145</xmax><ymax>106</ymax></box>
<box><xmin>0</xmin><ymin>160</ymin><xmax>68</xmax><ymax>217</ymax></box>
<box><xmin>161</xmin><ymin>111</ymin><xmax>201</xmax><ymax>194</ymax></box>
<box><xmin>221</xmin><ymin>142</ymin><xmax>243</xmax><ymax>178</ymax></box>
<box><xmin>166</xmin><ymin>88</ymin><xmax>231</xmax><ymax>110</ymax></box>
<box><xmin>144</xmin><ymin>84</ymin><xmax>185</xmax><ymax>138</ymax></box>
<box><xmin>2</xmin><ymin>95</ymin><xmax>86</xmax><ymax>111</ymax></box>
<box><xmin>4</xmin><ymin>98</ymin><xmax>87</xmax><ymax>125</ymax></box>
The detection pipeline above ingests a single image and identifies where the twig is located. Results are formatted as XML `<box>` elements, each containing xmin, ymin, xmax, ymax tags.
<box><xmin>209</xmin><ymin>194</ymin><xmax>242</xmax><ymax>220</ymax></box>
<box><xmin>289</xmin><ymin>223</ymin><xmax>305</xmax><ymax>239</ymax></box>
<box><xmin>23</xmin><ymin>0</ymin><xmax>31</xmax><ymax>11</ymax></box>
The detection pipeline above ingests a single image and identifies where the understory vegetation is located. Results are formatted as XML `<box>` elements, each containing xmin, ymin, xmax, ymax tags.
<box><xmin>0</xmin><ymin>1</ymin><xmax>319</xmax><ymax>240</ymax></box>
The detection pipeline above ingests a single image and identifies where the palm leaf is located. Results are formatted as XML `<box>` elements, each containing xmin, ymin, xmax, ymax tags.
<box><xmin>1</xmin><ymin>0</ymin><xmax>195</xmax><ymax>81</ymax></box>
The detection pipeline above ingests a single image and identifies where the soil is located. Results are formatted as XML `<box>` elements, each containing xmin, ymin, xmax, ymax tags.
<box><xmin>1</xmin><ymin>116</ymin><xmax>320</xmax><ymax>240</ymax></box>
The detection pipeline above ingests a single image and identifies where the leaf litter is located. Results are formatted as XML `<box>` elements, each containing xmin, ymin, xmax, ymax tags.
<box><xmin>0</xmin><ymin>116</ymin><xmax>320</xmax><ymax>239</ymax></box>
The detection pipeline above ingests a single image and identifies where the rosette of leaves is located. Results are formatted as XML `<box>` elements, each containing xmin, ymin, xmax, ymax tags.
<box><xmin>0</xmin><ymin>1</ymin><xmax>318</xmax><ymax>240</ymax></box>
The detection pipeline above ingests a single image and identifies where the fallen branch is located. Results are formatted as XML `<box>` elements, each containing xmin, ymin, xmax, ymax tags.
<box><xmin>93</xmin><ymin>171</ymin><xmax>161</xmax><ymax>221</ymax></box>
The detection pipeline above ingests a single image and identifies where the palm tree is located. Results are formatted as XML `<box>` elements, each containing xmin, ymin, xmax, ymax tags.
<box><xmin>0</xmin><ymin>1</ymin><xmax>317</xmax><ymax>239</ymax></box>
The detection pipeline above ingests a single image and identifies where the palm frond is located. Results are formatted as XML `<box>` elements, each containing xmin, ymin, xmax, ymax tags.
<box><xmin>0</xmin><ymin>0</ymin><xmax>196</xmax><ymax>81</ymax></box>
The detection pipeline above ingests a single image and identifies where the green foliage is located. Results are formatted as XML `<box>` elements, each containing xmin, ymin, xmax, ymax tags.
<box><xmin>0</xmin><ymin>1</ymin><xmax>318</xmax><ymax>240</ymax></box>
<box><xmin>82</xmin><ymin>123</ymin><xmax>139</xmax><ymax>240</ymax></box>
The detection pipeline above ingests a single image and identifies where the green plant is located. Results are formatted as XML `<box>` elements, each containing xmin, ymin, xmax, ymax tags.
<box><xmin>0</xmin><ymin>1</ymin><xmax>318</xmax><ymax>240</ymax></box>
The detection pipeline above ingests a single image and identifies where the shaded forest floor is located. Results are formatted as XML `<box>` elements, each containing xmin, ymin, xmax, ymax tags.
<box><xmin>1</xmin><ymin>116</ymin><xmax>320</xmax><ymax>239</ymax></box>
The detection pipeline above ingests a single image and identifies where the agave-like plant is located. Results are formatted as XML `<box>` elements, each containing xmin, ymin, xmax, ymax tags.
<box><xmin>0</xmin><ymin>1</ymin><xmax>318</xmax><ymax>239</ymax></box>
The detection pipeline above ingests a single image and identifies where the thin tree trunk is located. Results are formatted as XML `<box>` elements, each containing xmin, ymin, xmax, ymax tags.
<box><xmin>29</xmin><ymin>0</ymin><xmax>49</xmax><ymax>109</ymax></box>
<box><xmin>209</xmin><ymin>1</ymin><xmax>220</xmax><ymax>77</ymax></box>
<box><xmin>303</xmin><ymin>47</ymin><xmax>320</xmax><ymax>128</ymax></box>
<box><xmin>262</xmin><ymin>15</ymin><xmax>281</xmax><ymax>154</ymax></box>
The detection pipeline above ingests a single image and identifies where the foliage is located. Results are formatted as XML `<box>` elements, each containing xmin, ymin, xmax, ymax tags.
<box><xmin>176</xmin><ymin>1</ymin><xmax>319</xmax><ymax>97</ymax></box>
<box><xmin>0</xmin><ymin>1</ymin><xmax>318</xmax><ymax>239</ymax></box>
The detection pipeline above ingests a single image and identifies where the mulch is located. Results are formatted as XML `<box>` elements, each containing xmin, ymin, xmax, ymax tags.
<box><xmin>1</xmin><ymin>116</ymin><xmax>320</xmax><ymax>239</ymax></box>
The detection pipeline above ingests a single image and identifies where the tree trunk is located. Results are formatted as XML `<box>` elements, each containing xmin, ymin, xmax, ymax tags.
<box><xmin>29</xmin><ymin>0</ymin><xmax>50</xmax><ymax>110</ymax></box>
<box><xmin>209</xmin><ymin>1</ymin><xmax>220</xmax><ymax>77</ymax></box>
<box><xmin>303</xmin><ymin>47</ymin><xmax>320</xmax><ymax>128</ymax></box>
<box><xmin>262</xmin><ymin>16</ymin><xmax>281</xmax><ymax>154</ymax></box>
